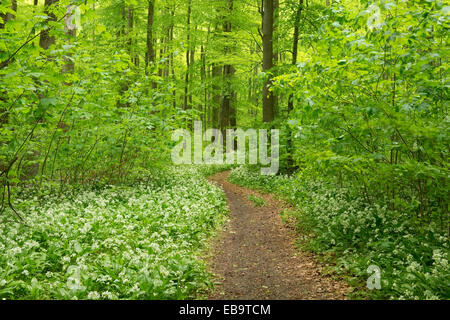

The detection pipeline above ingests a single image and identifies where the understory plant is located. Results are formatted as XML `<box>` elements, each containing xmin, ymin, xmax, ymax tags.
<box><xmin>0</xmin><ymin>166</ymin><xmax>228</xmax><ymax>300</ymax></box>
<box><xmin>229</xmin><ymin>165</ymin><xmax>449</xmax><ymax>300</ymax></box>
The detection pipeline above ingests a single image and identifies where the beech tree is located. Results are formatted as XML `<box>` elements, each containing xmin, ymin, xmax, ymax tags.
<box><xmin>262</xmin><ymin>0</ymin><xmax>275</xmax><ymax>123</ymax></box>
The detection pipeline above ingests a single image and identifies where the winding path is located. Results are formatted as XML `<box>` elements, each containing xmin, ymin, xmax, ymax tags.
<box><xmin>207</xmin><ymin>171</ymin><xmax>349</xmax><ymax>300</ymax></box>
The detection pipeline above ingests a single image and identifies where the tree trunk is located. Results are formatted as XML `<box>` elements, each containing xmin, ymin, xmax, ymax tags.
<box><xmin>0</xmin><ymin>0</ymin><xmax>17</xmax><ymax>30</ymax></box>
<box><xmin>221</xmin><ymin>0</ymin><xmax>235</xmax><ymax>131</ymax></box>
<box><xmin>184</xmin><ymin>0</ymin><xmax>192</xmax><ymax>111</ymax></box>
<box><xmin>262</xmin><ymin>0</ymin><xmax>275</xmax><ymax>123</ymax></box>
<box><xmin>127</xmin><ymin>6</ymin><xmax>138</xmax><ymax>67</ymax></box>
<box><xmin>211</xmin><ymin>63</ymin><xmax>222</xmax><ymax>128</ymax></box>
<box><xmin>62</xmin><ymin>4</ymin><xmax>77</xmax><ymax>76</ymax></box>
<box><xmin>287</xmin><ymin>0</ymin><xmax>304</xmax><ymax>168</ymax></box>
<box><xmin>169</xmin><ymin>7</ymin><xmax>176</xmax><ymax>108</ymax></box>
<box><xmin>0</xmin><ymin>0</ymin><xmax>17</xmax><ymax>128</ymax></box>
<box><xmin>201</xmin><ymin>45</ymin><xmax>207</xmax><ymax>125</ymax></box>
<box><xmin>287</xmin><ymin>0</ymin><xmax>303</xmax><ymax>113</ymax></box>
<box><xmin>40</xmin><ymin>0</ymin><xmax>58</xmax><ymax>50</ymax></box>
<box><xmin>145</xmin><ymin>0</ymin><xmax>155</xmax><ymax>85</ymax></box>
<box><xmin>273</xmin><ymin>0</ymin><xmax>279</xmax><ymax>116</ymax></box>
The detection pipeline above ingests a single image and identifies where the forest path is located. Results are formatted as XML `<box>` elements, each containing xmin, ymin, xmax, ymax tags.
<box><xmin>207</xmin><ymin>171</ymin><xmax>349</xmax><ymax>300</ymax></box>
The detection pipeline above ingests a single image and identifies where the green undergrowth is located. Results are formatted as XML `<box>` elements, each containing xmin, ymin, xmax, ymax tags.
<box><xmin>247</xmin><ymin>194</ymin><xmax>266</xmax><ymax>207</ymax></box>
<box><xmin>228</xmin><ymin>166</ymin><xmax>449</xmax><ymax>300</ymax></box>
<box><xmin>0</xmin><ymin>166</ymin><xmax>229</xmax><ymax>300</ymax></box>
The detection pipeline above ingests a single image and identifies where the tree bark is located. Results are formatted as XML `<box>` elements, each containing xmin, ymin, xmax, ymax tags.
<box><xmin>262</xmin><ymin>0</ymin><xmax>275</xmax><ymax>123</ymax></box>
<box><xmin>0</xmin><ymin>0</ymin><xmax>17</xmax><ymax>128</ymax></box>
<box><xmin>211</xmin><ymin>63</ymin><xmax>222</xmax><ymax>128</ymax></box>
<box><xmin>169</xmin><ymin>7</ymin><xmax>176</xmax><ymax>108</ymax></box>
<box><xmin>287</xmin><ymin>0</ymin><xmax>303</xmax><ymax>113</ymax></box>
<box><xmin>201</xmin><ymin>45</ymin><xmax>207</xmax><ymax>125</ymax></box>
<box><xmin>220</xmin><ymin>0</ymin><xmax>235</xmax><ymax>133</ymax></box>
<box><xmin>40</xmin><ymin>0</ymin><xmax>58</xmax><ymax>50</ymax></box>
<box><xmin>184</xmin><ymin>0</ymin><xmax>192</xmax><ymax>110</ymax></box>
<box><xmin>62</xmin><ymin>4</ymin><xmax>77</xmax><ymax>76</ymax></box>
<box><xmin>287</xmin><ymin>0</ymin><xmax>304</xmax><ymax>168</ymax></box>
<box><xmin>273</xmin><ymin>0</ymin><xmax>279</xmax><ymax>116</ymax></box>
<box><xmin>127</xmin><ymin>6</ymin><xmax>138</xmax><ymax>67</ymax></box>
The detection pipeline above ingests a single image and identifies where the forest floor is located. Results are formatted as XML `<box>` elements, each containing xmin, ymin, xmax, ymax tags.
<box><xmin>206</xmin><ymin>171</ymin><xmax>350</xmax><ymax>300</ymax></box>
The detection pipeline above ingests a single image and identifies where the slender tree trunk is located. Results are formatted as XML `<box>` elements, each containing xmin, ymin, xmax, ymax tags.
<box><xmin>0</xmin><ymin>0</ymin><xmax>17</xmax><ymax>65</ymax></box>
<box><xmin>211</xmin><ymin>63</ymin><xmax>221</xmax><ymax>128</ymax></box>
<box><xmin>169</xmin><ymin>8</ymin><xmax>176</xmax><ymax>108</ymax></box>
<box><xmin>0</xmin><ymin>0</ymin><xmax>17</xmax><ymax>30</ymax></box>
<box><xmin>163</xmin><ymin>6</ymin><xmax>172</xmax><ymax>79</ymax></box>
<box><xmin>127</xmin><ymin>6</ymin><xmax>138</xmax><ymax>67</ymax></box>
<box><xmin>184</xmin><ymin>0</ymin><xmax>192</xmax><ymax>111</ymax></box>
<box><xmin>220</xmin><ymin>66</ymin><xmax>231</xmax><ymax>131</ymax></box>
<box><xmin>189</xmin><ymin>27</ymin><xmax>195</xmax><ymax>108</ymax></box>
<box><xmin>287</xmin><ymin>0</ymin><xmax>304</xmax><ymax>168</ymax></box>
<box><xmin>26</xmin><ymin>0</ymin><xmax>58</xmax><ymax>180</ymax></box>
<box><xmin>158</xmin><ymin>37</ymin><xmax>164</xmax><ymax>77</ymax></box>
<box><xmin>273</xmin><ymin>0</ymin><xmax>279</xmax><ymax>116</ymax></box>
<box><xmin>201</xmin><ymin>45</ymin><xmax>207</xmax><ymax>125</ymax></box>
<box><xmin>62</xmin><ymin>4</ymin><xmax>77</xmax><ymax>76</ymax></box>
<box><xmin>262</xmin><ymin>0</ymin><xmax>275</xmax><ymax>123</ymax></box>
<box><xmin>287</xmin><ymin>0</ymin><xmax>303</xmax><ymax>113</ymax></box>
<box><xmin>127</xmin><ymin>7</ymin><xmax>133</xmax><ymax>54</ymax></box>
<box><xmin>207</xmin><ymin>64</ymin><xmax>211</xmax><ymax>126</ymax></box>
<box><xmin>0</xmin><ymin>0</ymin><xmax>17</xmax><ymax>134</ymax></box>
<box><xmin>145</xmin><ymin>0</ymin><xmax>155</xmax><ymax>86</ymax></box>
<box><xmin>40</xmin><ymin>0</ymin><xmax>58</xmax><ymax>50</ymax></box>
<box><xmin>210</xmin><ymin>16</ymin><xmax>222</xmax><ymax>128</ymax></box>
<box><xmin>221</xmin><ymin>0</ymin><xmax>235</xmax><ymax>131</ymax></box>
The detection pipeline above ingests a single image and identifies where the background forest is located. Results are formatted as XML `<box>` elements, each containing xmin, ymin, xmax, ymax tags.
<box><xmin>0</xmin><ymin>0</ymin><xmax>448</xmax><ymax>300</ymax></box>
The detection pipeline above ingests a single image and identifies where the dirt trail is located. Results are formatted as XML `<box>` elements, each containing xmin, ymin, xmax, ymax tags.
<box><xmin>207</xmin><ymin>171</ymin><xmax>349</xmax><ymax>300</ymax></box>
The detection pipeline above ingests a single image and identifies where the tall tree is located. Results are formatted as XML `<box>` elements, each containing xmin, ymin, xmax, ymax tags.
<box><xmin>286</xmin><ymin>0</ymin><xmax>304</xmax><ymax>167</ymax></box>
<box><xmin>287</xmin><ymin>0</ymin><xmax>303</xmax><ymax>113</ymax></box>
<box><xmin>262</xmin><ymin>0</ymin><xmax>275</xmax><ymax>123</ymax></box>
<box><xmin>210</xmin><ymin>12</ymin><xmax>223</xmax><ymax>129</ymax></box>
<box><xmin>220</xmin><ymin>0</ymin><xmax>235</xmax><ymax>134</ymax></box>
<box><xmin>40</xmin><ymin>0</ymin><xmax>58</xmax><ymax>50</ymax></box>
<box><xmin>168</xmin><ymin>6</ymin><xmax>176</xmax><ymax>108</ymax></box>
<box><xmin>0</xmin><ymin>0</ymin><xmax>17</xmax><ymax>31</ymax></box>
<box><xmin>201</xmin><ymin>45</ymin><xmax>207</xmax><ymax>125</ymax></box>
<box><xmin>184</xmin><ymin>0</ymin><xmax>192</xmax><ymax>111</ymax></box>
<box><xmin>211</xmin><ymin>62</ymin><xmax>222</xmax><ymax>128</ymax></box>
<box><xmin>0</xmin><ymin>0</ymin><xmax>17</xmax><ymax>137</ymax></box>
<box><xmin>62</xmin><ymin>3</ymin><xmax>77</xmax><ymax>75</ymax></box>
<box><xmin>273</xmin><ymin>0</ymin><xmax>279</xmax><ymax>116</ymax></box>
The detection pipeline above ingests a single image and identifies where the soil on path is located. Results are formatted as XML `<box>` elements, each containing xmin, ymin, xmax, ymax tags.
<box><xmin>207</xmin><ymin>171</ymin><xmax>350</xmax><ymax>300</ymax></box>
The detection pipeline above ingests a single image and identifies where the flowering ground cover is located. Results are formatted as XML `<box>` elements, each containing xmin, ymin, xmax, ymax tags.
<box><xmin>0</xmin><ymin>167</ymin><xmax>228</xmax><ymax>300</ymax></box>
<box><xmin>229</xmin><ymin>166</ymin><xmax>449</xmax><ymax>300</ymax></box>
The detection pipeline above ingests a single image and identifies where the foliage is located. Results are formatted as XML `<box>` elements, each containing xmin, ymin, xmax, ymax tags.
<box><xmin>275</xmin><ymin>0</ymin><xmax>449</xmax><ymax>228</ymax></box>
<box><xmin>229</xmin><ymin>165</ymin><xmax>449</xmax><ymax>299</ymax></box>
<box><xmin>0</xmin><ymin>166</ymin><xmax>228</xmax><ymax>299</ymax></box>
<box><xmin>247</xmin><ymin>194</ymin><xmax>265</xmax><ymax>207</ymax></box>
<box><xmin>0</xmin><ymin>0</ymin><xmax>448</xmax><ymax>300</ymax></box>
